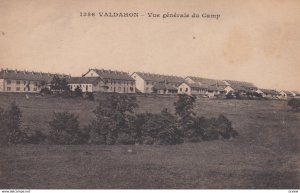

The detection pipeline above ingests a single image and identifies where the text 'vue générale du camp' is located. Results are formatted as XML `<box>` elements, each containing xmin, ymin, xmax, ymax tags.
<box><xmin>80</xmin><ymin>12</ymin><xmax>221</xmax><ymax>20</ymax></box>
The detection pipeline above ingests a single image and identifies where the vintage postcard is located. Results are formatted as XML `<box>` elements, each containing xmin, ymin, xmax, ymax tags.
<box><xmin>0</xmin><ymin>0</ymin><xmax>299</xmax><ymax>190</ymax></box>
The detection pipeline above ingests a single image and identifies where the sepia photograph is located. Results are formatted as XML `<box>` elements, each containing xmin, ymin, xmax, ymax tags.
<box><xmin>0</xmin><ymin>0</ymin><xmax>299</xmax><ymax>191</ymax></box>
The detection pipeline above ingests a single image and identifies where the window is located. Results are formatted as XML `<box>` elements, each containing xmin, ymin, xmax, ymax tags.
<box><xmin>180</xmin><ymin>88</ymin><xmax>182</xmax><ymax>92</ymax></box>
<box><xmin>185</xmin><ymin>88</ymin><xmax>188</xmax><ymax>92</ymax></box>
<box><xmin>146</xmin><ymin>81</ymin><xmax>149</xmax><ymax>85</ymax></box>
<box><xmin>23</xmin><ymin>81</ymin><xmax>26</xmax><ymax>85</ymax></box>
<box><xmin>7</xmin><ymin>87</ymin><xmax>11</xmax><ymax>91</ymax></box>
<box><xmin>33</xmin><ymin>88</ymin><xmax>37</xmax><ymax>91</ymax></box>
<box><xmin>86</xmin><ymin>85</ymin><xmax>88</xmax><ymax>91</ymax></box>
<box><xmin>24</xmin><ymin>88</ymin><xmax>26</xmax><ymax>91</ymax></box>
<box><xmin>7</xmin><ymin>80</ymin><xmax>11</xmax><ymax>84</ymax></box>
<box><xmin>16</xmin><ymin>87</ymin><xmax>20</xmax><ymax>91</ymax></box>
<box><xmin>16</xmin><ymin>81</ymin><xmax>20</xmax><ymax>85</ymax></box>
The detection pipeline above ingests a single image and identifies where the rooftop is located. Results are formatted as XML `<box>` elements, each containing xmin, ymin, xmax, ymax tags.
<box><xmin>134</xmin><ymin>72</ymin><xmax>184</xmax><ymax>84</ymax></box>
<box><xmin>86</xmin><ymin>69</ymin><xmax>135</xmax><ymax>81</ymax></box>
<box><xmin>0</xmin><ymin>69</ymin><xmax>70</xmax><ymax>82</ymax></box>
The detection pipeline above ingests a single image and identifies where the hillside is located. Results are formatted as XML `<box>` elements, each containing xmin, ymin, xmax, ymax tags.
<box><xmin>0</xmin><ymin>93</ymin><xmax>299</xmax><ymax>188</ymax></box>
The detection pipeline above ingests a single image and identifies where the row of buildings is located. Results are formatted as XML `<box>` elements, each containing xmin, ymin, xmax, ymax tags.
<box><xmin>0</xmin><ymin>68</ymin><xmax>299</xmax><ymax>99</ymax></box>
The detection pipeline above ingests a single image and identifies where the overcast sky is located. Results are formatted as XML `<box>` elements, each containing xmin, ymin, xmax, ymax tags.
<box><xmin>0</xmin><ymin>0</ymin><xmax>299</xmax><ymax>91</ymax></box>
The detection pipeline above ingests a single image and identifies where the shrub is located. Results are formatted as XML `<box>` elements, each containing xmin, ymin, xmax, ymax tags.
<box><xmin>288</xmin><ymin>98</ymin><xmax>300</xmax><ymax>112</ymax></box>
<box><xmin>192</xmin><ymin>115</ymin><xmax>238</xmax><ymax>140</ymax></box>
<box><xmin>215</xmin><ymin>114</ymin><xmax>238</xmax><ymax>139</ymax></box>
<box><xmin>50</xmin><ymin>75</ymin><xmax>69</xmax><ymax>92</ymax></box>
<box><xmin>174</xmin><ymin>94</ymin><xmax>197</xmax><ymax>136</ymax></box>
<box><xmin>74</xmin><ymin>86</ymin><xmax>83</xmax><ymax>97</ymax></box>
<box><xmin>40</xmin><ymin>87</ymin><xmax>52</xmax><ymax>95</ymax></box>
<box><xmin>27</xmin><ymin>130</ymin><xmax>47</xmax><ymax>144</ymax></box>
<box><xmin>86</xmin><ymin>93</ymin><xmax>238</xmax><ymax>145</ymax></box>
<box><xmin>88</xmin><ymin>95</ymin><xmax>138</xmax><ymax>145</ymax></box>
<box><xmin>84</xmin><ymin>92</ymin><xmax>94</xmax><ymax>101</ymax></box>
<box><xmin>135</xmin><ymin>109</ymin><xmax>183</xmax><ymax>145</ymax></box>
<box><xmin>49</xmin><ymin>112</ymin><xmax>85</xmax><ymax>144</ymax></box>
<box><xmin>174</xmin><ymin>94</ymin><xmax>196</xmax><ymax>119</ymax></box>
<box><xmin>0</xmin><ymin>102</ymin><xmax>27</xmax><ymax>145</ymax></box>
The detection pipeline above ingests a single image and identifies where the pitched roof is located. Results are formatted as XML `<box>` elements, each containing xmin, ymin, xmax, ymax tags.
<box><xmin>0</xmin><ymin>69</ymin><xmax>69</xmax><ymax>82</ymax></box>
<box><xmin>187</xmin><ymin>76</ymin><xmax>227</xmax><ymax>87</ymax></box>
<box><xmin>183</xmin><ymin>82</ymin><xmax>209</xmax><ymax>89</ymax></box>
<box><xmin>208</xmin><ymin>85</ymin><xmax>225</xmax><ymax>92</ymax></box>
<box><xmin>67</xmin><ymin>77</ymin><xmax>102</xmax><ymax>84</ymax></box>
<box><xmin>86</xmin><ymin>69</ymin><xmax>135</xmax><ymax>81</ymax></box>
<box><xmin>224</xmin><ymin>80</ymin><xmax>257</xmax><ymax>89</ymax></box>
<box><xmin>259</xmin><ymin>89</ymin><xmax>278</xmax><ymax>95</ymax></box>
<box><xmin>153</xmin><ymin>82</ymin><xmax>178</xmax><ymax>91</ymax></box>
<box><xmin>281</xmin><ymin>90</ymin><xmax>294</xmax><ymax>95</ymax></box>
<box><xmin>134</xmin><ymin>72</ymin><xmax>184</xmax><ymax>84</ymax></box>
<box><xmin>228</xmin><ymin>85</ymin><xmax>247</xmax><ymax>92</ymax></box>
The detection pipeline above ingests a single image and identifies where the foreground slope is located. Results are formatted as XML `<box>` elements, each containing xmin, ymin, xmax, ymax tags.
<box><xmin>0</xmin><ymin>93</ymin><xmax>299</xmax><ymax>188</ymax></box>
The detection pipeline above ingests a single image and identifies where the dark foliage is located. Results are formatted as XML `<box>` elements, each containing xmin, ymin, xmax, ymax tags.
<box><xmin>27</xmin><ymin>130</ymin><xmax>47</xmax><ymax>144</ymax></box>
<box><xmin>49</xmin><ymin>112</ymin><xmax>88</xmax><ymax>144</ymax></box>
<box><xmin>288</xmin><ymin>98</ymin><xmax>300</xmax><ymax>112</ymax></box>
<box><xmin>88</xmin><ymin>95</ymin><xmax>138</xmax><ymax>145</ymax></box>
<box><xmin>74</xmin><ymin>86</ymin><xmax>83</xmax><ymax>97</ymax></box>
<box><xmin>87</xmin><ymin>93</ymin><xmax>238</xmax><ymax>145</ymax></box>
<box><xmin>174</xmin><ymin>94</ymin><xmax>197</xmax><ymax>136</ymax></box>
<box><xmin>50</xmin><ymin>75</ymin><xmax>69</xmax><ymax>92</ymax></box>
<box><xmin>40</xmin><ymin>87</ymin><xmax>52</xmax><ymax>95</ymax></box>
<box><xmin>0</xmin><ymin>102</ymin><xmax>28</xmax><ymax>145</ymax></box>
<box><xmin>83</xmin><ymin>92</ymin><xmax>95</xmax><ymax>101</ymax></box>
<box><xmin>135</xmin><ymin>109</ymin><xmax>184</xmax><ymax>145</ymax></box>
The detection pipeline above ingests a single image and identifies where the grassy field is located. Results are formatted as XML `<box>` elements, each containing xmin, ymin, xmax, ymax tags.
<box><xmin>0</xmin><ymin>93</ymin><xmax>299</xmax><ymax>188</ymax></box>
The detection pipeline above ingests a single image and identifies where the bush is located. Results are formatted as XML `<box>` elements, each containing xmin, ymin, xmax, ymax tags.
<box><xmin>40</xmin><ymin>87</ymin><xmax>52</xmax><ymax>95</ymax></box>
<box><xmin>86</xmin><ymin>93</ymin><xmax>238</xmax><ymax>145</ymax></box>
<box><xmin>27</xmin><ymin>130</ymin><xmax>47</xmax><ymax>144</ymax></box>
<box><xmin>0</xmin><ymin>102</ymin><xmax>27</xmax><ymax>145</ymax></box>
<box><xmin>84</xmin><ymin>92</ymin><xmax>95</xmax><ymax>101</ymax></box>
<box><xmin>288</xmin><ymin>98</ymin><xmax>300</xmax><ymax>112</ymax></box>
<box><xmin>215</xmin><ymin>114</ymin><xmax>238</xmax><ymax>139</ymax></box>
<box><xmin>74</xmin><ymin>86</ymin><xmax>83</xmax><ymax>97</ymax></box>
<box><xmin>49</xmin><ymin>112</ymin><xmax>87</xmax><ymax>144</ymax></box>
<box><xmin>88</xmin><ymin>95</ymin><xmax>138</xmax><ymax>145</ymax></box>
<box><xmin>134</xmin><ymin>109</ymin><xmax>183</xmax><ymax>145</ymax></box>
<box><xmin>174</xmin><ymin>94</ymin><xmax>197</xmax><ymax>136</ymax></box>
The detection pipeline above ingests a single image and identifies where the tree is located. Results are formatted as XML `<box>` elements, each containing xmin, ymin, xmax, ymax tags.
<box><xmin>50</xmin><ymin>75</ymin><xmax>69</xmax><ymax>92</ymax></box>
<box><xmin>89</xmin><ymin>95</ymin><xmax>138</xmax><ymax>144</ymax></box>
<box><xmin>174</xmin><ymin>94</ymin><xmax>196</xmax><ymax>137</ymax></box>
<box><xmin>288</xmin><ymin>98</ymin><xmax>300</xmax><ymax>112</ymax></box>
<box><xmin>0</xmin><ymin>102</ymin><xmax>26</xmax><ymax>145</ymax></box>
<box><xmin>74</xmin><ymin>86</ymin><xmax>83</xmax><ymax>97</ymax></box>
<box><xmin>49</xmin><ymin>112</ymin><xmax>83</xmax><ymax>144</ymax></box>
<box><xmin>174</xmin><ymin>94</ymin><xmax>196</xmax><ymax>118</ymax></box>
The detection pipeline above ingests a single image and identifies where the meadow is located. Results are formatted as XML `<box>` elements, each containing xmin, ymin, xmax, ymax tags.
<box><xmin>0</xmin><ymin>93</ymin><xmax>299</xmax><ymax>188</ymax></box>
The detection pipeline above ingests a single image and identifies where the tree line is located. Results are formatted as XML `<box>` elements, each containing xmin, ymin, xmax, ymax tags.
<box><xmin>0</xmin><ymin>94</ymin><xmax>239</xmax><ymax>145</ymax></box>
